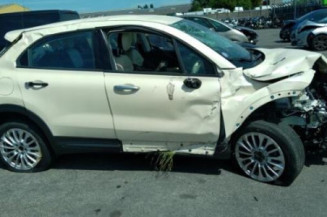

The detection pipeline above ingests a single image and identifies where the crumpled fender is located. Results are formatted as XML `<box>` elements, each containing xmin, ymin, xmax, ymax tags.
<box><xmin>220</xmin><ymin>67</ymin><xmax>315</xmax><ymax>138</ymax></box>
<box><xmin>243</xmin><ymin>48</ymin><xmax>327</xmax><ymax>81</ymax></box>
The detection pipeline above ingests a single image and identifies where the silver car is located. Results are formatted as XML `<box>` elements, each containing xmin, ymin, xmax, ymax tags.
<box><xmin>181</xmin><ymin>15</ymin><xmax>257</xmax><ymax>44</ymax></box>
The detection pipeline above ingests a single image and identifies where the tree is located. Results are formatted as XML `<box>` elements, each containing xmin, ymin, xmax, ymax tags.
<box><xmin>209</xmin><ymin>0</ymin><xmax>237</xmax><ymax>11</ymax></box>
<box><xmin>143</xmin><ymin>4</ymin><xmax>149</xmax><ymax>9</ymax></box>
<box><xmin>236</xmin><ymin>0</ymin><xmax>252</xmax><ymax>10</ymax></box>
<box><xmin>150</xmin><ymin>4</ymin><xmax>154</xmax><ymax>9</ymax></box>
<box><xmin>251</xmin><ymin>0</ymin><xmax>261</xmax><ymax>8</ymax></box>
<box><xmin>190</xmin><ymin>0</ymin><xmax>210</xmax><ymax>11</ymax></box>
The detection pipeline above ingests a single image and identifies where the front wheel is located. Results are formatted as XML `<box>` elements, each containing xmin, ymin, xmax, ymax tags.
<box><xmin>232</xmin><ymin>120</ymin><xmax>305</xmax><ymax>185</ymax></box>
<box><xmin>0</xmin><ymin>121</ymin><xmax>52</xmax><ymax>172</ymax></box>
<box><xmin>309</xmin><ymin>34</ymin><xmax>327</xmax><ymax>51</ymax></box>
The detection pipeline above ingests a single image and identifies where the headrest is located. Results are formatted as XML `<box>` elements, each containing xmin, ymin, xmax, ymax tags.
<box><xmin>121</xmin><ymin>32</ymin><xmax>134</xmax><ymax>51</ymax></box>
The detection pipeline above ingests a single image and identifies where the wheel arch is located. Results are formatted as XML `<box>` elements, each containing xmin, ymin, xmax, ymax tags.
<box><xmin>0</xmin><ymin>104</ymin><xmax>57</xmax><ymax>155</ymax></box>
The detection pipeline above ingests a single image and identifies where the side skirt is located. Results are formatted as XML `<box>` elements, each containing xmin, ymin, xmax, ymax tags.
<box><xmin>54</xmin><ymin>137</ymin><xmax>123</xmax><ymax>154</ymax></box>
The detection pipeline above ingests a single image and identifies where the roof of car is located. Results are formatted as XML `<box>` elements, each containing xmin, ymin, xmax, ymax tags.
<box><xmin>5</xmin><ymin>15</ymin><xmax>183</xmax><ymax>43</ymax></box>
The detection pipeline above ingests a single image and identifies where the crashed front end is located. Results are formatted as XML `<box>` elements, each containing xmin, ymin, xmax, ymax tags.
<box><xmin>277</xmin><ymin>60</ymin><xmax>327</xmax><ymax>149</ymax></box>
<box><xmin>221</xmin><ymin>48</ymin><xmax>327</xmax><ymax>151</ymax></box>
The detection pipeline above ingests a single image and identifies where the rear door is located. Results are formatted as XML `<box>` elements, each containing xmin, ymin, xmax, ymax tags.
<box><xmin>102</xmin><ymin>27</ymin><xmax>221</xmax><ymax>152</ymax></box>
<box><xmin>15</xmin><ymin>30</ymin><xmax>116</xmax><ymax>139</ymax></box>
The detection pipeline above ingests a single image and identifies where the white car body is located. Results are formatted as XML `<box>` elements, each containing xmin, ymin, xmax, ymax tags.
<box><xmin>1</xmin><ymin>15</ymin><xmax>327</xmax><ymax>184</ymax></box>
<box><xmin>1</xmin><ymin>15</ymin><xmax>326</xmax><ymax>154</ymax></box>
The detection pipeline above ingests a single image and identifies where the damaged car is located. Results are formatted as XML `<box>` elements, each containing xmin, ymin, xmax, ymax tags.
<box><xmin>291</xmin><ymin>18</ymin><xmax>327</xmax><ymax>50</ymax></box>
<box><xmin>0</xmin><ymin>15</ymin><xmax>326</xmax><ymax>185</ymax></box>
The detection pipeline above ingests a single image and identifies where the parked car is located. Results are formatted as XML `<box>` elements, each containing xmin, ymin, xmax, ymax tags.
<box><xmin>292</xmin><ymin>18</ymin><xmax>327</xmax><ymax>50</ymax></box>
<box><xmin>180</xmin><ymin>15</ymin><xmax>258</xmax><ymax>45</ymax></box>
<box><xmin>280</xmin><ymin>8</ymin><xmax>327</xmax><ymax>41</ymax></box>
<box><xmin>1</xmin><ymin>15</ymin><xmax>327</xmax><ymax>185</ymax></box>
<box><xmin>0</xmin><ymin>10</ymin><xmax>80</xmax><ymax>51</ymax></box>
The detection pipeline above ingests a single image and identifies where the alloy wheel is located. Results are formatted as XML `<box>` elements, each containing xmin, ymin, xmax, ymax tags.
<box><xmin>313</xmin><ymin>35</ymin><xmax>327</xmax><ymax>51</ymax></box>
<box><xmin>0</xmin><ymin>128</ymin><xmax>42</xmax><ymax>170</ymax></box>
<box><xmin>235</xmin><ymin>132</ymin><xmax>285</xmax><ymax>182</ymax></box>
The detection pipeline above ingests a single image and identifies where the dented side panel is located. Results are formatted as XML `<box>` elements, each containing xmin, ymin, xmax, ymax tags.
<box><xmin>104</xmin><ymin>73</ymin><xmax>221</xmax><ymax>153</ymax></box>
<box><xmin>220</xmin><ymin>68</ymin><xmax>315</xmax><ymax>138</ymax></box>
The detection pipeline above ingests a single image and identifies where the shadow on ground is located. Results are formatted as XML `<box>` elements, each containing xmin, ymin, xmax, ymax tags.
<box><xmin>53</xmin><ymin>153</ymin><xmax>234</xmax><ymax>176</ymax></box>
<box><xmin>305</xmin><ymin>149</ymin><xmax>327</xmax><ymax>166</ymax></box>
<box><xmin>274</xmin><ymin>40</ymin><xmax>290</xmax><ymax>43</ymax></box>
<box><xmin>52</xmin><ymin>149</ymin><xmax>326</xmax><ymax>175</ymax></box>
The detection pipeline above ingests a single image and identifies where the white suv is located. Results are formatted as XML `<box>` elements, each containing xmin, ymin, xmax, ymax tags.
<box><xmin>0</xmin><ymin>15</ymin><xmax>327</xmax><ymax>185</ymax></box>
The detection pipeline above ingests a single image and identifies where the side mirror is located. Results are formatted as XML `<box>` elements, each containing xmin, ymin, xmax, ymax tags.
<box><xmin>217</xmin><ymin>67</ymin><xmax>225</xmax><ymax>78</ymax></box>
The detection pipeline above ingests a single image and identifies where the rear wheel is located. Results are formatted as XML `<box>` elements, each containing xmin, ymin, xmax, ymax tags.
<box><xmin>232</xmin><ymin>120</ymin><xmax>305</xmax><ymax>185</ymax></box>
<box><xmin>309</xmin><ymin>34</ymin><xmax>327</xmax><ymax>51</ymax></box>
<box><xmin>0</xmin><ymin>121</ymin><xmax>52</xmax><ymax>172</ymax></box>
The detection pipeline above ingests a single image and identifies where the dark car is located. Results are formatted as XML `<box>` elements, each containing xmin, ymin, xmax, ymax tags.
<box><xmin>0</xmin><ymin>10</ymin><xmax>80</xmax><ymax>50</ymax></box>
<box><xmin>280</xmin><ymin>8</ymin><xmax>327</xmax><ymax>41</ymax></box>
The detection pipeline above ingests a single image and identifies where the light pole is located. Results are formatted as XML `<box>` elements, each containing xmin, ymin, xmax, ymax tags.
<box><xmin>294</xmin><ymin>0</ymin><xmax>297</xmax><ymax>19</ymax></box>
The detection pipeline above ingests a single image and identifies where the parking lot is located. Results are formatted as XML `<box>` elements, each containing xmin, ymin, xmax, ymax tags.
<box><xmin>1</xmin><ymin>28</ymin><xmax>327</xmax><ymax>217</ymax></box>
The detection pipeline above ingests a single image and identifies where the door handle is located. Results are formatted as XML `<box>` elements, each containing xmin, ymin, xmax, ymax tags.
<box><xmin>26</xmin><ymin>81</ymin><xmax>48</xmax><ymax>88</ymax></box>
<box><xmin>114</xmin><ymin>84</ymin><xmax>140</xmax><ymax>92</ymax></box>
<box><xmin>183</xmin><ymin>78</ymin><xmax>202</xmax><ymax>89</ymax></box>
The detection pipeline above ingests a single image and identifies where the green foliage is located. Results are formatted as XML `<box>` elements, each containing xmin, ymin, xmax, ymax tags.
<box><xmin>251</xmin><ymin>0</ymin><xmax>261</xmax><ymax>8</ymax></box>
<box><xmin>237</xmin><ymin>0</ymin><xmax>252</xmax><ymax>10</ymax></box>
<box><xmin>191</xmin><ymin>0</ymin><xmax>261</xmax><ymax>11</ymax></box>
<box><xmin>211</xmin><ymin>0</ymin><xmax>237</xmax><ymax>11</ymax></box>
<box><xmin>150</xmin><ymin>151</ymin><xmax>175</xmax><ymax>172</ymax></box>
<box><xmin>190</xmin><ymin>0</ymin><xmax>210</xmax><ymax>11</ymax></box>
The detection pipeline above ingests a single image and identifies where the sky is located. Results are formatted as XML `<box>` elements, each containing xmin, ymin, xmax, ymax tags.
<box><xmin>0</xmin><ymin>0</ymin><xmax>191</xmax><ymax>13</ymax></box>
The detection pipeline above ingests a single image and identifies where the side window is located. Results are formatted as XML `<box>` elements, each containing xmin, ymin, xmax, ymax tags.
<box><xmin>106</xmin><ymin>30</ymin><xmax>181</xmax><ymax>73</ymax></box>
<box><xmin>177</xmin><ymin>41</ymin><xmax>216</xmax><ymax>75</ymax></box>
<box><xmin>208</xmin><ymin>20</ymin><xmax>230</xmax><ymax>32</ymax></box>
<box><xmin>148</xmin><ymin>34</ymin><xmax>174</xmax><ymax>51</ymax></box>
<box><xmin>186</xmin><ymin>17</ymin><xmax>213</xmax><ymax>29</ymax></box>
<box><xmin>18</xmin><ymin>31</ymin><xmax>98</xmax><ymax>70</ymax></box>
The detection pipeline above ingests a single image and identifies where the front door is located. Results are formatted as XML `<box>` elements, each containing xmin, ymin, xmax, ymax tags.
<box><xmin>102</xmin><ymin>28</ymin><xmax>221</xmax><ymax>152</ymax></box>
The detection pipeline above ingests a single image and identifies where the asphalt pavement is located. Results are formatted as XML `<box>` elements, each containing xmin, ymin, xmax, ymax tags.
<box><xmin>1</xmin><ymin>28</ymin><xmax>327</xmax><ymax>217</ymax></box>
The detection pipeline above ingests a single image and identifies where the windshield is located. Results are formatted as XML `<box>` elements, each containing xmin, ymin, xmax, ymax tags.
<box><xmin>171</xmin><ymin>19</ymin><xmax>254</xmax><ymax>67</ymax></box>
<box><xmin>298</xmin><ymin>9</ymin><xmax>327</xmax><ymax>22</ymax></box>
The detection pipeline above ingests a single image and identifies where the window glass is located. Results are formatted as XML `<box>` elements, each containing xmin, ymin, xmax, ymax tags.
<box><xmin>177</xmin><ymin>41</ymin><xmax>215</xmax><ymax>75</ymax></box>
<box><xmin>18</xmin><ymin>31</ymin><xmax>97</xmax><ymax>70</ymax></box>
<box><xmin>185</xmin><ymin>17</ymin><xmax>213</xmax><ymax>29</ymax></box>
<box><xmin>172</xmin><ymin>20</ymin><xmax>254</xmax><ymax>68</ymax></box>
<box><xmin>208</xmin><ymin>19</ymin><xmax>230</xmax><ymax>32</ymax></box>
<box><xmin>107</xmin><ymin>30</ymin><xmax>181</xmax><ymax>73</ymax></box>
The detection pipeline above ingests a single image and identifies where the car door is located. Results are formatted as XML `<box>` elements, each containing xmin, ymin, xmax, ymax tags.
<box><xmin>15</xmin><ymin>30</ymin><xmax>116</xmax><ymax>139</ymax></box>
<box><xmin>101</xmin><ymin>28</ymin><xmax>221</xmax><ymax>152</ymax></box>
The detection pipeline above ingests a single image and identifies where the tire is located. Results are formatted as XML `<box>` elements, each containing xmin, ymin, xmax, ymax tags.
<box><xmin>0</xmin><ymin>121</ymin><xmax>52</xmax><ymax>172</ymax></box>
<box><xmin>280</xmin><ymin>28</ymin><xmax>290</xmax><ymax>41</ymax></box>
<box><xmin>309</xmin><ymin>34</ymin><xmax>327</xmax><ymax>51</ymax></box>
<box><xmin>231</xmin><ymin>120</ymin><xmax>305</xmax><ymax>186</ymax></box>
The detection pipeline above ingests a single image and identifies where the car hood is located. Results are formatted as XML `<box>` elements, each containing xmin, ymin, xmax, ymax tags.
<box><xmin>243</xmin><ymin>48</ymin><xmax>327</xmax><ymax>81</ymax></box>
<box><xmin>298</xmin><ymin>20</ymin><xmax>326</xmax><ymax>30</ymax></box>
